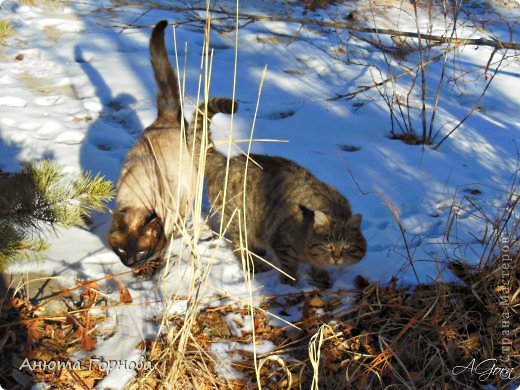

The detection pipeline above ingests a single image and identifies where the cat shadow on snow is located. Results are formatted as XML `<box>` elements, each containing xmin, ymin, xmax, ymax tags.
<box><xmin>75</xmin><ymin>45</ymin><xmax>142</xmax><ymax>246</ymax></box>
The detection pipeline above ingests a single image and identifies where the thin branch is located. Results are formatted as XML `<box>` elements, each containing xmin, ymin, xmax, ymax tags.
<box><xmin>432</xmin><ymin>47</ymin><xmax>507</xmax><ymax>150</ymax></box>
<box><xmin>102</xmin><ymin>6</ymin><xmax>520</xmax><ymax>51</ymax></box>
<box><xmin>378</xmin><ymin>192</ymin><xmax>421</xmax><ymax>285</ymax></box>
<box><xmin>412</xmin><ymin>1</ymin><xmax>428</xmax><ymax>142</ymax></box>
<box><xmin>328</xmin><ymin>46</ymin><xmax>458</xmax><ymax>101</ymax></box>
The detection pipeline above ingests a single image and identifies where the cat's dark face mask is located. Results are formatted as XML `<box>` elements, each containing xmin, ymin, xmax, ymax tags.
<box><xmin>108</xmin><ymin>210</ymin><xmax>167</xmax><ymax>269</ymax></box>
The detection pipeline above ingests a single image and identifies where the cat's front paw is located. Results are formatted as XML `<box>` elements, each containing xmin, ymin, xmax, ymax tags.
<box><xmin>309</xmin><ymin>267</ymin><xmax>332</xmax><ymax>289</ymax></box>
<box><xmin>131</xmin><ymin>260</ymin><xmax>164</xmax><ymax>279</ymax></box>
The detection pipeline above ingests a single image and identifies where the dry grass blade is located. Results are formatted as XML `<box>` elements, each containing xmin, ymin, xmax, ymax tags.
<box><xmin>378</xmin><ymin>192</ymin><xmax>420</xmax><ymax>284</ymax></box>
<box><xmin>258</xmin><ymin>355</ymin><xmax>293</xmax><ymax>389</ymax></box>
<box><xmin>308</xmin><ymin>324</ymin><xmax>333</xmax><ymax>390</ymax></box>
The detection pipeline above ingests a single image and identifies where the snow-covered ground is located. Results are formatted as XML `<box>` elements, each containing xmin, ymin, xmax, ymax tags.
<box><xmin>1</xmin><ymin>0</ymin><xmax>519</xmax><ymax>387</ymax></box>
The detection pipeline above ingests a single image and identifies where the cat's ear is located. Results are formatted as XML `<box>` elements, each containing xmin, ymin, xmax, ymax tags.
<box><xmin>347</xmin><ymin>214</ymin><xmax>362</xmax><ymax>229</ymax></box>
<box><xmin>111</xmin><ymin>210</ymin><xmax>126</xmax><ymax>227</ymax></box>
<box><xmin>313</xmin><ymin>210</ymin><xmax>331</xmax><ymax>230</ymax></box>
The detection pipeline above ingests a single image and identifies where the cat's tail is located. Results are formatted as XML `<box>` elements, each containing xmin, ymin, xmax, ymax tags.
<box><xmin>188</xmin><ymin>97</ymin><xmax>238</xmax><ymax>166</ymax></box>
<box><xmin>149</xmin><ymin>20</ymin><xmax>183</xmax><ymax>127</ymax></box>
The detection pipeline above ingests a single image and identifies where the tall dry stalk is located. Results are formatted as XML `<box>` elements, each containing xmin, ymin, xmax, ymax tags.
<box><xmin>308</xmin><ymin>324</ymin><xmax>334</xmax><ymax>390</ymax></box>
<box><xmin>130</xmin><ymin>1</ymin><xmax>290</xmax><ymax>387</ymax></box>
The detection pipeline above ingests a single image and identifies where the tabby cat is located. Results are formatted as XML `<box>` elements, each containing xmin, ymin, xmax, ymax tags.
<box><xmin>108</xmin><ymin>20</ymin><xmax>196</xmax><ymax>272</ymax></box>
<box><xmin>189</xmin><ymin>98</ymin><xmax>366</xmax><ymax>287</ymax></box>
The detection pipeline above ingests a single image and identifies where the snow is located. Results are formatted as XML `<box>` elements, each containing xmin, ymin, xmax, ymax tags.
<box><xmin>0</xmin><ymin>0</ymin><xmax>518</xmax><ymax>388</ymax></box>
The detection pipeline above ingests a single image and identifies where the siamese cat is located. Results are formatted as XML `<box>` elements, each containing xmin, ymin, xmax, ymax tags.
<box><xmin>108</xmin><ymin>20</ymin><xmax>195</xmax><ymax>274</ymax></box>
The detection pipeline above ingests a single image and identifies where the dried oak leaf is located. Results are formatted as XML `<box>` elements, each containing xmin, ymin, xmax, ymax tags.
<box><xmin>78</xmin><ymin>328</ymin><xmax>96</xmax><ymax>352</ymax></box>
<box><xmin>67</xmin><ymin>315</ymin><xmax>97</xmax><ymax>352</ymax></box>
<box><xmin>25</xmin><ymin>318</ymin><xmax>44</xmax><ymax>344</ymax></box>
<box><xmin>82</xmin><ymin>281</ymin><xmax>100</xmax><ymax>305</ymax></box>
<box><xmin>112</xmin><ymin>277</ymin><xmax>133</xmax><ymax>303</ymax></box>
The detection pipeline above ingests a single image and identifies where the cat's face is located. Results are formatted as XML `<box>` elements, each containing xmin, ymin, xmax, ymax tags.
<box><xmin>107</xmin><ymin>209</ymin><xmax>166</xmax><ymax>268</ymax></box>
<box><xmin>303</xmin><ymin>211</ymin><xmax>366</xmax><ymax>267</ymax></box>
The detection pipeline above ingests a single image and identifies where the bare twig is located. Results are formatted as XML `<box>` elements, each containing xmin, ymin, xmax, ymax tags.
<box><xmin>378</xmin><ymin>192</ymin><xmax>421</xmax><ymax>284</ymax></box>
<box><xmin>103</xmin><ymin>7</ymin><xmax>520</xmax><ymax>51</ymax></box>
<box><xmin>328</xmin><ymin>45</ymin><xmax>458</xmax><ymax>101</ymax></box>
<box><xmin>432</xmin><ymin>46</ymin><xmax>507</xmax><ymax>150</ymax></box>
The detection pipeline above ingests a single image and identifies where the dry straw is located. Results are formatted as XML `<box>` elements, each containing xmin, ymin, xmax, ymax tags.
<box><xmin>129</xmin><ymin>1</ymin><xmax>288</xmax><ymax>387</ymax></box>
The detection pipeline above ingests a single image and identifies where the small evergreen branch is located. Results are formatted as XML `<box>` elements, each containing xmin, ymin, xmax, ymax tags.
<box><xmin>28</xmin><ymin>160</ymin><xmax>115</xmax><ymax>226</ymax></box>
<box><xmin>0</xmin><ymin>237</ymin><xmax>48</xmax><ymax>265</ymax></box>
<box><xmin>0</xmin><ymin>161</ymin><xmax>115</xmax><ymax>270</ymax></box>
<box><xmin>72</xmin><ymin>171</ymin><xmax>116</xmax><ymax>217</ymax></box>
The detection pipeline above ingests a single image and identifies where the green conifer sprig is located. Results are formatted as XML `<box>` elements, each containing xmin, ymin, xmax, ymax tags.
<box><xmin>0</xmin><ymin>160</ymin><xmax>115</xmax><ymax>270</ymax></box>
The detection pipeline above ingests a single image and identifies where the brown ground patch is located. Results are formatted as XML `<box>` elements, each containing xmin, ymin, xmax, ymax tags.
<box><xmin>18</xmin><ymin>71</ymin><xmax>79</xmax><ymax>99</ymax></box>
<box><xmin>0</xmin><ymin>273</ymin><xmax>134</xmax><ymax>389</ymax></box>
<box><xmin>132</xmin><ymin>251</ymin><xmax>518</xmax><ymax>389</ymax></box>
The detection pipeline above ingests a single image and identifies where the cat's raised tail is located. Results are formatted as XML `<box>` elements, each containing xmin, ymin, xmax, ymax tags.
<box><xmin>149</xmin><ymin>20</ymin><xmax>183</xmax><ymax>127</ymax></box>
<box><xmin>188</xmin><ymin>97</ymin><xmax>238</xmax><ymax>164</ymax></box>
